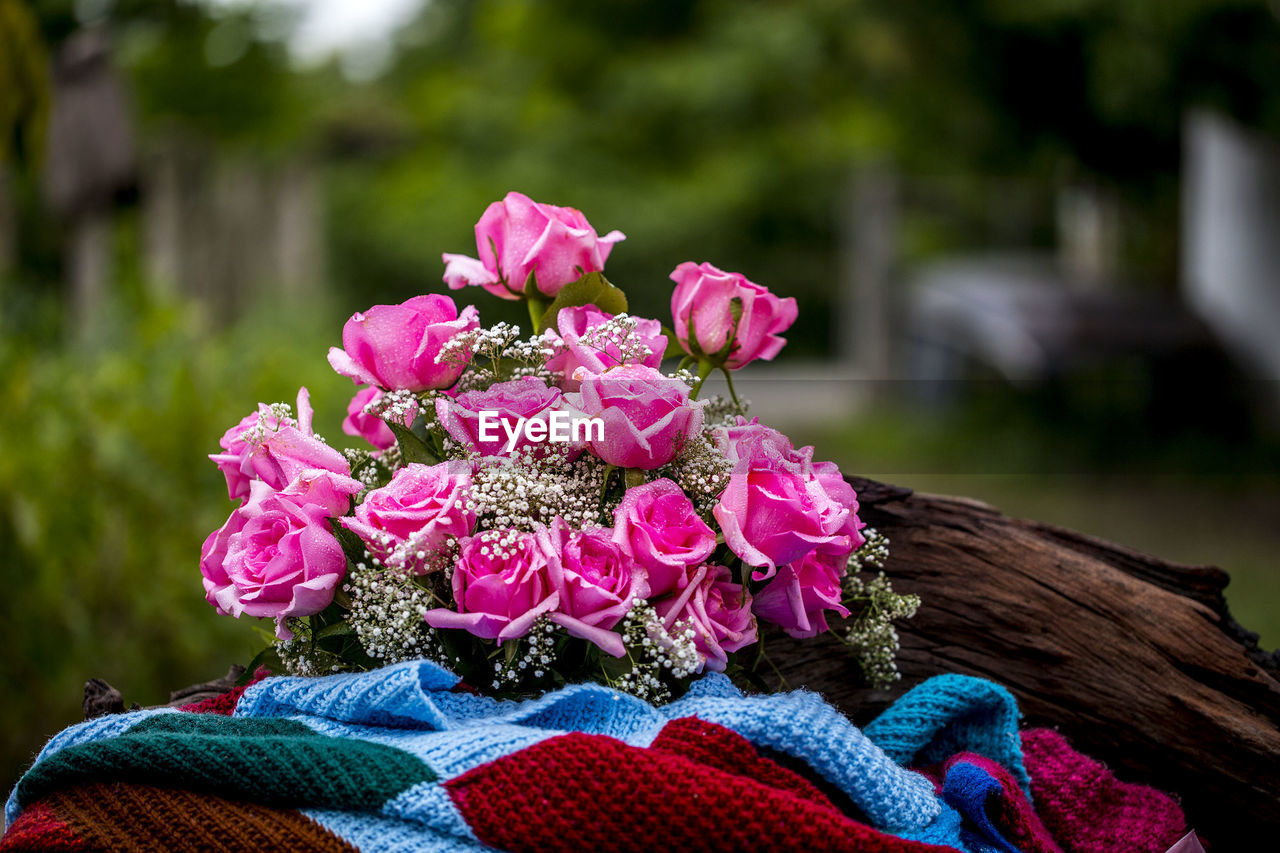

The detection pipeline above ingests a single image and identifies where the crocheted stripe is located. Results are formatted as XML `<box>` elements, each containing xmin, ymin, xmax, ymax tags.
<box><xmin>0</xmin><ymin>800</ymin><xmax>87</xmax><ymax>852</ymax></box>
<box><xmin>444</xmin><ymin>729</ymin><xmax>959</xmax><ymax>853</ymax></box>
<box><xmin>1021</xmin><ymin>729</ymin><xmax>1186</xmax><ymax>853</ymax></box>
<box><xmin>10</xmin><ymin>781</ymin><xmax>358</xmax><ymax>853</ymax></box>
<box><xmin>15</xmin><ymin>714</ymin><xmax>436</xmax><ymax>814</ymax></box>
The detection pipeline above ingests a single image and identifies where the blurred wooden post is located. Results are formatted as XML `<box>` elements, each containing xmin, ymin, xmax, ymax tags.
<box><xmin>839</xmin><ymin>167</ymin><xmax>897</xmax><ymax>379</ymax></box>
<box><xmin>43</xmin><ymin>28</ymin><xmax>135</xmax><ymax>340</ymax></box>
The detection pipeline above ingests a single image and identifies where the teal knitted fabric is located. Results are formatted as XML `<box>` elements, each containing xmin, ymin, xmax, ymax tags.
<box><xmin>15</xmin><ymin>713</ymin><xmax>435</xmax><ymax>812</ymax></box>
<box><xmin>863</xmin><ymin>674</ymin><xmax>1031</xmax><ymax>796</ymax></box>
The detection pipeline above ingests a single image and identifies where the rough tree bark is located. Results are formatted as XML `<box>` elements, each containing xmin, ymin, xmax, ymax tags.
<box><xmin>768</xmin><ymin>477</ymin><xmax>1280</xmax><ymax>850</ymax></box>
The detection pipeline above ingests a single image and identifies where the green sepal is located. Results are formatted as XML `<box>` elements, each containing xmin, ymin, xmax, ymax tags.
<box><xmin>708</xmin><ymin>297</ymin><xmax>743</xmax><ymax>363</ymax></box>
<box><xmin>522</xmin><ymin>269</ymin><xmax>540</xmax><ymax>298</ymax></box>
<box><xmin>537</xmin><ymin>271</ymin><xmax>628</xmax><ymax>333</ymax></box>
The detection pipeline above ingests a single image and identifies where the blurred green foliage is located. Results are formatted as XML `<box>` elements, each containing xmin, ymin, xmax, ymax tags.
<box><xmin>0</xmin><ymin>273</ymin><xmax>357</xmax><ymax>785</ymax></box>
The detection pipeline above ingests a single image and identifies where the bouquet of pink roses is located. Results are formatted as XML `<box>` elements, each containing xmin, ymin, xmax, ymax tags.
<box><xmin>199</xmin><ymin>192</ymin><xmax>917</xmax><ymax>702</ymax></box>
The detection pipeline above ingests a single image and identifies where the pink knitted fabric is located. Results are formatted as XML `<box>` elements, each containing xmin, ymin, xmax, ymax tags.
<box><xmin>1021</xmin><ymin>729</ymin><xmax>1186</xmax><ymax>853</ymax></box>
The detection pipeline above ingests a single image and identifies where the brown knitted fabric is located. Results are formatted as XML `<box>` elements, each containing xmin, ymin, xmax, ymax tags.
<box><xmin>29</xmin><ymin>782</ymin><xmax>356</xmax><ymax>852</ymax></box>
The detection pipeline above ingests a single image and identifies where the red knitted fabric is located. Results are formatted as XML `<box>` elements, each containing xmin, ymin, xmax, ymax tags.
<box><xmin>177</xmin><ymin>667</ymin><xmax>271</xmax><ymax>715</ymax></box>
<box><xmin>445</xmin><ymin>728</ymin><xmax>960</xmax><ymax>853</ymax></box>
<box><xmin>1021</xmin><ymin>729</ymin><xmax>1186</xmax><ymax>853</ymax></box>
<box><xmin>650</xmin><ymin>717</ymin><xmax>837</xmax><ymax>811</ymax></box>
<box><xmin>0</xmin><ymin>801</ymin><xmax>85</xmax><ymax>852</ymax></box>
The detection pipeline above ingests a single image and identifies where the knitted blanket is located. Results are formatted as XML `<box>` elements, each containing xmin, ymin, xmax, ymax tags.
<box><xmin>2</xmin><ymin>662</ymin><xmax>1187</xmax><ymax>853</ymax></box>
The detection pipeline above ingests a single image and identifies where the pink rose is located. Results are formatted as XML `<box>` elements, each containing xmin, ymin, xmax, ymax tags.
<box><xmin>200</xmin><ymin>480</ymin><xmax>350</xmax><ymax>640</ymax></box>
<box><xmin>442</xmin><ymin>191</ymin><xmax>625</xmax><ymax>300</ymax></box>
<box><xmin>752</xmin><ymin>550</ymin><xmax>850</xmax><ymax>639</ymax></box>
<box><xmin>569</xmin><ymin>365</ymin><xmax>704</xmax><ymax>470</ymax></box>
<box><xmin>423</xmin><ymin>529</ymin><xmax>559</xmax><ymax>641</ymax></box>
<box><xmin>713</xmin><ymin>441</ymin><xmax>853</xmax><ymax>581</ymax></box>
<box><xmin>327</xmin><ymin>294</ymin><xmax>479</xmax><ymax>392</ymax></box>
<box><xmin>812</xmin><ymin>459</ymin><xmax>867</xmax><ymax>557</ymax></box>
<box><xmin>210</xmin><ymin>388</ymin><xmax>350</xmax><ymax>501</ymax></box>
<box><xmin>670</xmin><ymin>261</ymin><xmax>797</xmax><ymax>370</ymax></box>
<box><xmin>537</xmin><ymin>519</ymin><xmax>640</xmax><ymax>657</ymax></box>
<box><xmin>654</xmin><ymin>564</ymin><xmax>757</xmax><ymax>673</ymax></box>
<box><xmin>712</xmin><ymin>418</ymin><xmax>865</xmax><ymax>566</ymax></box>
<box><xmin>341</xmin><ymin>462</ymin><xmax>476</xmax><ymax>570</ymax></box>
<box><xmin>342</xmin><ymin>387</ymin><xmax>396</xmax><ymax>451</ymax></box>
<box><xmin>435</xmin><ymin>376</ymin><xmax>578</xmax><ymax>459</ymax></box>
<box><xmin>612</xmin><ymin>478</ymin><xmax>716</xmax><ymax>597</ymax></box>
<box><xmin>545</xmin><ymin>305</ymin><xmax>667</xmax><ymax>391</ymax></box>
<box><xmin>277</xmin><ymin>468</ymin><xmax>364</xmax><ymax>517</ymax></box>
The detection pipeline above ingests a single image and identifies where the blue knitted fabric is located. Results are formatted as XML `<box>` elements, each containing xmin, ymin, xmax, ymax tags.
<box><xmin>943</xmin><ymin>761</ymin><xmax>1022</xmax><ymax>853</ymax></box>
<box><xmin>864</xmin><ymin>673</ymin><xmax>1032</xmax><ymax>796</ymax></box>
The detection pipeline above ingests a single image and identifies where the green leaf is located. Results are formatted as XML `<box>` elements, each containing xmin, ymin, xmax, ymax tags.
<box><xmin>537</xmin><ymin>271</ymin><xmax>628</xmax><ymax>332</ymax></box>
<box><xmin>389</xmin><ymin>421</ymin><xmax>439</xmax><ymax>465</ymax></box>
<box><xmin>660</xmin><ymin>325</ymin><xmax>687</xmax><ymax>360</ymax></box>
<box><xmin>330</xmin><ymin>519</ymin><xmax>367</xmax><ymax>565</ymax></box>
<box><xmin>316</xmin><ymin>621</ymin><xmax>355</xmax><ymax>640</ymax></box>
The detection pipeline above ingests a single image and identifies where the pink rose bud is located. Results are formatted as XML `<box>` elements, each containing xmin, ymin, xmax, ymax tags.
<box><xmin>327</xmin><ymin>294</ymin><xmax>479</xmax><ymax>392</ymax></box>
<box><xmin>200</xmin><ymin>481</ymin><xmax>349</xmax><ymax>640</ymax></box>
<box><xmin>341</xmin><ymin>461</ymin><xmax>476</xmax><ymax>572</ymax></box>
<box><xmin>435</xmin><ymin>376</ymin><xmax>580</xmax><ymax>459</ymax></box>
<box><xmin>442</xmin><ymin>191</ymin><xmax>625</xmax><ymax>300</ymax></box>
<box><xmin>654</xmin><ymin>564</ymin><xmax>757</xmax><ymax>673</ymax></box>
<box><xmin>210</xmin><ymin>405</ymin><xmax>284</xmax><ymax>503</ymax></box>
<box><xmin>669</xmin><ymin>261</ymin><xmax>797</xmax><ymax>370</ymax></box>
<box><xmin>752</xmin><ymin>550</ymin><xmax>851</xmax><ymax>639</ymax></box>
<box><xmin>424</xmin><ymin>528</ymin><xmax>559</xmax><ymax>641</ymax></box>
<box><xmin>544</xmin><ymin>305</ymin><xmax>667</xmax><ymax>391</ymax></box>
<box><xmin>537</xmin><ymin>519</ymin><xmax>640</xmax><ymax>657</ymax></box>
<box><xmin>210</xmin><ymin>388</ymin><xmax>350</xmax><ymax>501</ymax></box>
<box><xmin>713</xmin><ymin>442</ymin><xmax>854</xmax><ymax>581</ymax></box>
<box><xmin>612</xmin><ymin>478</ymin><xmax>716</xmax><ymax>597</ymax></box>
<box><xmin>568</xmin><ymin>365</ymin><xmax>705</xmax><ymax>470</ymax></box>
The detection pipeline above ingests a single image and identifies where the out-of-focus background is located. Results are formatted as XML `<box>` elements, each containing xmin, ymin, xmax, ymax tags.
<box><xmin>2</xmin><ymin>0</ymin><xmax>1278</xmax><ymax>787</ymax></box>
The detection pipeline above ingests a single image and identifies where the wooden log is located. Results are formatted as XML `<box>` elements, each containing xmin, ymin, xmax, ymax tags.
<box><xmin>768</xmin><ymin>477</ymin><xmax>1280</xmax><ymax>849</ymax></box>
